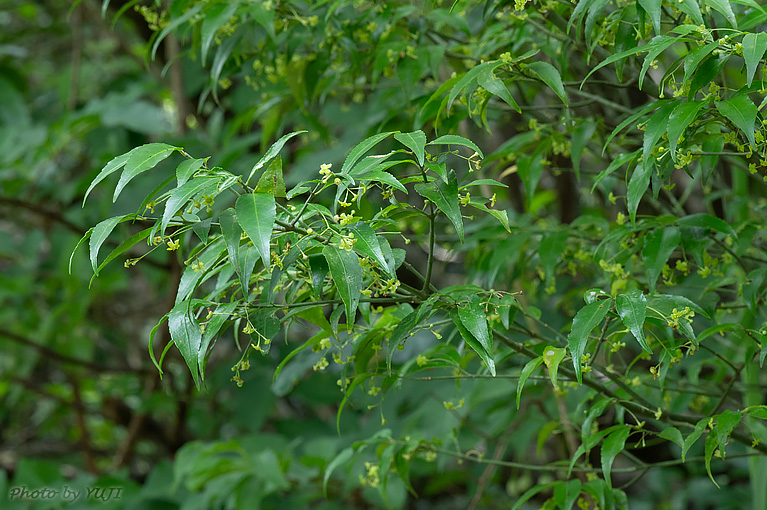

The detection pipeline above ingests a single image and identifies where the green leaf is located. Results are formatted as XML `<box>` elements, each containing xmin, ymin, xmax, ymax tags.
<box><xmin>583</xmin><ymin>36</ymin><xmax>683</xmax><ymax>86</ymax></box>
<box><xmin>89</xmin><ymin>227</ymin><xmax>152</xmax><ymax>285</ymax></box>
<box><xmin>427</xmin><ymin>134</ymin><xmax>484</xmax><ymax>158</ymax></box>
<box><xmin>83</xmin><ymin>152</ymin><xmax>130</xmax><ymax>206</ymax></box>
<box><xmin>477</xmin><ymin>65</ymin><xmax>520</xmax><ymax>113</ymax></box>
<box><xmin>161</xmin><ymin>177</ymin><xmax>218</xmax><ymax>237</ymax></box>
<box><xmin>603</xmin><ymin>101</ymin><xmax>666</xmax><ymax>154</ymax></box>
<box><xmin>201</xmin><ymin>3</ymin><xmax>237</xmax><ymax>66</ymax></box>
<box><xmin>353</xmin><ymin>169</ymin><xmax>408</xmax><ymax>194</ymax></box>
<box><xmin>235</xmin><ymin>193</ymin><xmax>275</xmax><ymax>270</ymax></box>
<box><xmin>646</xmin><ymin>293</ymin><xmax>710</xmax><ymax>319</ymax></box>
<box><xmin>553</xmin><ymin>479</ymin><xmax>582</xmax><ymax>510</ymax></box>
<box><xmin>683</xmin><ymin>41</ymin><xmax>718</xmax><ymax>86</ymax></box>
<box><xmin>526</xmin><ymin>61</ymin><xmax>568</xmax><ymax>106</ymax></box>
<box><xmin>638</xmin><ymin>0</ymin><xmax>661</xmax><ymax>35</ymax></box>
<box><xmin>677</xmin><ymin>0</ymin><xmax>704</xmax><ymax>25</ymax></box>
<box><xmin>450</xmin><ymin>308</ymin><xmax>496</xmax><ymax>376</ymax></box>
<box><xmin>706</xmin><ymin>0</ymin><xmax>737</xmax><ymax>28</ymax></box>
<box><xmin>682</xmin><ymin>418</ymin><xmax>708</xmax><ymax>462</ymax></box>
<box><xmin>168</xmin><ymin>301</ymin><xmax>202</xmax><ymax>389</ymax></box>
<box><xmin>457</xmin><ymin>294</ymin><xmax>493</xmax><ymax>355</ymax></box>
<box><xmin>151</xmin><ymin>2</ymin><xmax>204</xmax><ymax>59</ymax></box>
<box><xmin>255</xmin><ymin>155</ymin><xmax>286</xmax><ymax>197</ymax></box>
<box><xmin>715</xmin><ymin>409</ymin><xmax>742</xmax><ymax>458</ymax></box>
<box><xmin>743</xmin><ymin>33</ymin><xmax>767</xmax><ymax>87</ymax></box>
<box><xmin>667</xmin><ymin>101</ymin><xmax>704</xmax><ymax>161</ymax></box>
<box><xmin>642</xmin><ymin>226</ymin><xmax>681</xmax><ymax>294</ymax></box>
<box><xmin>616</xmin><ymin>290</ymin><xmax>650</xmax><ymax>353</ymax></box>
<box><xmin>704</xmin><ymin>432</ymin><xmax>720</xmax><ymax>487</ymax></box>
<box><xmin>345</xmin><ymin>222</ymin><xmax>394</xmax><ymax>277</ymax></box>
<box><xmin>539</xmin><ymin>230</ymin><xmax>569</xmax><ymax>282</ymax></box>
<box><xmin>394</xmin><ymin>131</ymin><xmax>427</xmax><ymax>167</ymax></box>
<box><xmin>601</xmin><ymin>426</ymin><xmax>631</xmax><ymax>488</ymax></box>
<box><xmin>176</xmin><ymin>158</ymin><xmax>206</xmax><ymax>187</ymax></box>
<box><xmin>468</xmin><ymin>201</ymin><xmax>511</xmax><ymax>232</ymax></box>
<box><xmin>323</xmin><ymin>245</ymin><xmax>363</xmax><ymax>330</ymax></box>
<box><xmin>658</xmin><ymin>426</ymin><xmax>684</xmax><ymax>449</ymax></box>
<box><xmin>387</xmin><ymin>311</ymin><xmax>418</xmax><ymax>372</ymax></box>
<box><xmin>113</xmin><ymin>143</ymin><xmax>177</xmax><ymax>202</ymax></box>
<box><xmin>220</xmin><ymin>208</ymin><xmax>246</xmax><ymax>297</ymax></box>
<box><xmin>246</xmin><ymin>130</ymin><xmax>306</xmax><ymax>183</ymax></box>
<box><xmin>69</xmin><ymin>227</ymin><xmax>93</xmax><ymax>274</ymax></box>
<box><xmin>542</xmin><ymin>346</ymin><xmax>567</xmax><ymax>389</ymax></box>
<box><xmin>568</xmin><ymin>299</ymin><xmax>612</xmax><ymax>383</ymax></box>
<box><xmin>717</xmin><ymin>94</ymin><xmax>758</xmax><ymax>149</ymax></box>
<box><xmin>340</xmin><ymin>132</ymin><xmax>397</xmax><ymax>174</ymax></box>
<box><xmin>511</xmin><ymin>483</ymin><xmax>557</xmax><ymax>510</ymax></box>
<box><xmin>627</xmin><ymin>160</ymin><xmax>652</xmax><ymax>225</ymax></box>
<box><xmin>677</xmin><ymin>213</ymin><xmax>737</xmax><ymax>237</ymax></box>
<box><xmin>323</xmin><ymin>448</ymin><xmax>354</xmax><ymax>497</ymax></box>
<box><xmin>643</xmin><ymin>101</ymin><xmax>679</xmax><ymax>168</ymax></box>
<box><xmin>89</xmin><ymin>214</ymin><xmax>134</xmax><ymax>276</ymax></box>
<box><xmin>447</xmin><ymin>61</ymin><xmax>500</xmax><ymax>111</ymax></box>
<box><xmin>516</xmin><ymin>357</ymin><xmax>543</xmax><ymax>409</ymax></box>
<box><xmin>199</xmin><ymin>301</ymin><xmax>238</xmax><ymax>375</ymax></box>
<box><xmin>689</xmin><ymin>55</ymin><xmax>729</xmax><ymax>99</ymax></box>
<box><xmin>591</xmin><ymin>150</ymin><xmax>640</xmax><ymax>192</ymax></box>
<box><xmin>414</xmin><ymin>169</ymin><xmax>464</xmax><ymax>243</ymax></box>
<box><xmin>571</xmin><ymin>121</ymin><xmax>597</xmax><ymax>180</ymax></box>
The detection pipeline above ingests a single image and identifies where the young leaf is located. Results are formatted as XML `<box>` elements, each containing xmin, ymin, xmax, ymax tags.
<box><xmin>90</xmin><ymin>227</ymin><xmax>152</xmax><ymax>284</ymax></box>
<box><xmin>235</xmin><ymin>192</ymin><xmax>275</xmax><ymax>270</ymax></box>
<box><xmin>716</xmin><ymin>94</ymin><xmax>758</xmax><ymax>149</ymax></box>
<box><xmin>427</xmin><ymin>134</ymin><xmax>484</xmax><ymax>158</ymax></box>
<box><xmin>161</xmin><ymin>177</ymin><xmax>218</xmax><ymax>237</ymax></box>
<box><xmin>743</xmin><ymin>33</ymin><xmax>767</xmax><ymax>87</ymax></box>
<box><xmin>246</xmin><ymin>130</ymin><xmax>306</xmax><ymax>183</ymax></box>
<box><xmin>414</xmin><ymin>169</ymin><xmax>464</xmax><ymax>243</ymax></box>
<box><xmin>616</xmin><ymin>290</ymin><xmax>650</xmax><ymax>353</ymax></box>
<box><xmin>715</xmin><ymin>409</ymin><xmax>742</xmax><ymax>458</ymax></box>
<box><xmin>468</xmin><ymin>201</ymin><xmax>511</xmax><ymax>232</ymax></box>
<box><xmin>447</xmin><ymin>61</ymin><xmax>500</xmax><ymax>111</ymax></box>
<box><xmin>255</xmin><ymin>155</ymin><xmax>286</xmax><ymax>197</ymax></box>
<box><xmin>682</xmin><ymin>418</ymin><xmax>708</xmax><ymax>462</ymax></box>
<box><xmin>450</xmin><ymin>308</ymin><xmax>496</xmax><ymax>376</ymax></box>
<box><xmin>345</xmin><ymin>222</ymin><xmax>394</xmax><ymax>277</ymax></box>
<box><xmin>627</xmin><ymin>160</ymin><xmax>652</xmax><ymax>225</ymax></box>
<box><xmin>526</xmin><ymin>61</ymin><xmax>568</xmax><ymax>105</ymax></box>
<box><xmin>477</xmin><ymin>65</ymin><xmax>521</xmax><ymax>113</ymax></box>
<box><xmin>553</xmin><ymin>478</ymin><xmax>582</xmax><ymax>510</ymax></box>
<box><xmin>394</xmin><ymin>130</ymin><xmax>427</xmax><ymax>167</ymax></box>
<box><xmin>683</xmin><ymin>41</ymin><xmax>718</xmax><ymax>85</ymax></box>
<box><xmin>516</xmin><ymin>357</ymin><xmax>544</xmax><ymax>409</ymax></box>
<box><xmin>638</xmin><ymin>0</ymin><xmax>662</xmax><ymax>34</ymax></box>
<box><xmin>667</xmin><ymin>101</ymin><xmax>704</xmax><ymax>160</ymax></box>
<box><xmin>658</xmin><ymin>426</ymin><xmax>684</xmax><ymax>449</ymax></box>
<box><xmin>83</xmin><ymin>152</ymin><xmax>130</xmax><ymax>206</ymax></box>
<box><xmin>542</xmin><ymin>346</ymin><xmax>567</xmax><ymax>389</ymax></box>
<box><xmin>643</xmin><ymin>101</ymin><xmax>679</xmax><ymax>168</ymax></box>
<box><xmin>704</xmin><ymin>432</ymin><xmax>720</xmax><ymax>487</ymax></box>
<box><xmin>323</xmin><ymin>245</ymin><xmax>363</xmax><ymax>330</ymax></box>
<box><xmin>601</xmin><ymin>426</ymin><xmax>631</xmax><ymax>488</ymax></box>
<box><xmin>168</xmin><ymin>302</ymin><xmax>202</xmax><ymax>390</ymax></box>
<box><xmin>706</xmin><ymin>0</ymin><xmax>737</xmax><ymax>28</ymax></box>
<box><xmin>457</xmin><ymin>295</ymin><xmax>493</xmax><ymax>356</ymax></box>
<box><xmin>340</xmin><ymin>132</ymin><xmax>397</xmax><ymax>174</ymax></box>
<box><xmin>567</xmin><ymin>299</ymin><xmax>612</xmax><ymax>383</ymax></box>
<box><xmin>69</xmin><ymin>227</ymin><xmax>94</xmax><ymax>274</ymax></box>
<box><xmin>642</xmin><ymin>226</ymin><xmax>681</xmax><ymax>294</ymax></box>
<box><xmin>677</xmin><ymin>213</ymin><xmax>737</xmax><ymax>237</ymax></box>
<box><xmin>176</xmin><ymin>158</ymin><xmax>206</xmax><ymax>187</ymax></box>
<box><xmin>113</xmin><ymin>143</ymin><xmax>177</xmax><ymax>202</ymax></box>
<box><xmin>89</xmin><ymin>214</ymin><xmax>134</xmax><ymax>276</ymax></box>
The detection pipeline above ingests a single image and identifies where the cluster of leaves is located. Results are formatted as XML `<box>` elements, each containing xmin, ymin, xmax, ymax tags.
<box><xmin>5</xmin><ymin>0</ymin><xmax>767</xmax><ymax>508</ymax></box>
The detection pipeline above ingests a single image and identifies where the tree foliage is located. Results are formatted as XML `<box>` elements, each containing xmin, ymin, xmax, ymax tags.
<box><xmin>4</xmin><ymin>0</ymin><xmax>767</xmax><ymax>508</ymax></box>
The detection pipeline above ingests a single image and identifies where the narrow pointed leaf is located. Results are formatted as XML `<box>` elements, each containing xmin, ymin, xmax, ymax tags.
<box><xmin>89</xmin><ymin>214</ymin><xmax>133</xmax><ymax>276</ymax></box>
<box><xmin>394</xmin><ymin>130</ymin><xmax>427</xmax><ymax>167</ymax></box>
<box><xmin>345</xmin><ymin>222</ymin><xmax>394</xmax><ymax>277</ymax></box>
<box><xmin>69</xmin><ymin>228</ymin><xmax>93</xmax><ymax>274</ymax></box>
<box><xmin>542</xmin><ymin>346</ymin><xmax>567</xmax><ymax>388</ymax></box>
<box><xmin>340</xmin><ymin>132</ymin><xmax>397</xmax><ymax>174</ymax></box>
<box><xmin>601</xmin><ymin>426</ymin><xmax>631</xmax><ymax>488</ymax></box>
<box><xmin>161</xmin><ymin>177</ymin><xmax>218</xmax><ymax>236</ymax></box>
<box><xmin>743</xmin><ymin>33</ymin><xmax>767</xmax><ymax>87</ymax></box>
<box><xmin>638</xmin><ymin>0</ymin><xmax>661</xmax><ymax>34</ymax></box>
<box><xmin>457</xmin><ymin>295</ymin><xmax>492</xmax><ymax>354</ymax></box>
<box><xmin>616</xmin><ymin>290</ymin><xmax>650</xmax><ymax>352</ymax></box>
<box><xmin>682</xmin><ymin>418</ymin><xmax>708</xmax><ymax>462</ymax></box>
<box><xmin>447</xmin><ymin>61</ymin><xmax>498</xmax><ymax>111</ymax></box>
<box><xmin>169</xmin><ymin>302</ymin><xmax>202</xmax><ymax>389</ymax></box>
<box><xmin>449</xmin><ymin>309</ymin><xmax>496</xmax><ymax>376</ymax></box>
<box><xmin>627</xmin><ymin>160</ymin><xmax>652</xmax><ymax>225</ymax></box>
<box><xmin>526</xmin><ymin>62</ymin><xmax>568</xmax><ymax>105</ymax></box>
<box><xmin>83</xmin><ymin>152</ymin><xmax>130</xmax><ymax>206</ymax></box>
<box><xmin>677</xmin><ymin>213</ymin><xmax>737</xmax><ymax>237</ymax></box>
<box><xmin>387</xmin><ymin>311</ymin><xmax>418</xmax><ymax>372</ymax></box>
<box><xmin>553</xmin><ymin>479</ymin><xmax>582</xmax><ymax>510</ymax></box>
<box><xmin>477</xmin><ymin>65</ymin><xmax>520</xmax><ymax>113</ymax></box>
<box><xmin>255</xmin><ymin>155</ymin><xmax>286</xmax><ymax>197</ymax></box>
<box><xmin>568</xmin><ymin>299</ymin><xmax>612</xmax><ymax>383</ymax></box>
<box><xmin>235</xmin><ymin>193</ymin><xmax>275</xmax><ymax>270</ymax></box>
<box><xmin>415</xmin><ymin>169</ymin><xmax>464</xmax><ymax>242</ymax></box>
<box><xmin>246</xmin><ymin>130</ymin><xmax>306</xmax><ymax>183</ymax></box>
<box><xmin>199</xmin><ymin>301</ymin><xmax>238</xmax><ymax>375</ymax></box>
<box><xmin>113</xmin><ymin>143</ymin><xmax>177</xmax><ymax>202</ymax></box>
<box><xmin>323</xmin><ymin>245</ymin><xmax>363</xmax><ymax>330</ymax></box>
<box><xmin>642</xmin><ymin>226</ymin><xmax>680</xmax><ymax>294</ymax></box>
<box><xmin>704</xmin><ymin>432</ymin><xmax>720</xmax><ymax>487</ymax></box>
<box><xmin>715</xmin><ymin>409</ymin><xmax>742</xmax><ymax>458</ymax></box>
<box><xmin>667</xmin><ymin>101</ymin><xmax>704</xmax><ymax>160</ymax></box>
<box><xmin>706</xmin><ymin>0</ymin><xmax>737</xmax><ymax>28</ymax></box>
<box><xmin>427</xmin><ymin>135</ymin><xmax>484</xmax><ymax>158</ymax></box>
<box><xmin>659</xmin><ymin>426</ymin><xmax>684</xmax><ymax>449</ymax></box>
<box><xmin>716</xmin><ymin>95</ymin><xmax>758</xmax><ymax>149</ymax></box>
<box><xmin>517</xmin><ymin>357</ymin><xmax>543</xmax><ymax>409</ymax></box>
<box><xmin>176</xmin><ymin>158</ymin><xmax>206</xmax><ymax>187</ymax></box>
